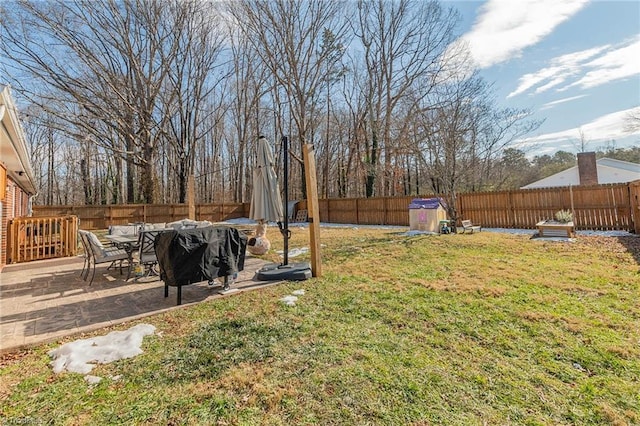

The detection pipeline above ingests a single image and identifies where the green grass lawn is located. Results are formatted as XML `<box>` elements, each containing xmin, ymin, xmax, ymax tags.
<box><xmin>2</xmin><ymin>228</ymin><xmax>639</xmax><ymax>425</ymax></box>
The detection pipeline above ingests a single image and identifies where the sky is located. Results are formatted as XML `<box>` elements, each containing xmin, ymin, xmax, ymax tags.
<box><xmin>445</xmin><ymin>0</ymin><xmax>640</xmax><ymax>158</ymax></box>
<box><xmin>2</xmin><ymin>0</ymin><xmax>637</xmax><ymax>161</ymax></box>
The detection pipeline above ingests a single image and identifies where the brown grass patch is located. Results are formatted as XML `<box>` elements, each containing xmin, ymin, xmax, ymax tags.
<box><xmin>560</xmin><ymin>316</ymin><xmax>588</xmax><ymax>333</ymax></box>
<box><xmin>528</xmin><ymin>293</ymin><xmax>561</xmax><ymax>304</ymax></box>
<box><xmin>0</xmin><ymin>348</ymin><xmax>42</xmax><ymax>403</ymax></box>
<box><xmin>605</xmin><ymin>344</ymin><xmax>637</xmax><ymax>359</ymax></box>
<box><xmin>518</xmin><ymin>311</ymin><xmax>556</xmax><ymax>322</ymax></box>
<box><xmin>421</xmin><ymin>275</ymin><xmax>508</xmax><ymax>297</ymax></box>
<box><xmin>591</xmin><ymin>313</ymin><xmax>629</xmax><ymax>331</ymax></box>
<box><xmin>598</xmin><ymin>401</ymin><xmax>634</xmax><ymax>426</ymax></box>
<box><xmin>517</xmin><ymin>311</ymin><xmax>588</xmax><ymax>333</ymax></box>
<box><xmin>215</xmin><ymin>363</ymin><xmax>299</xmax><ymax>414</ymax></box>
<box><xmin>216</xmin><ymin>363</ymin><xmax>268</xmax><ymax>393</ymax></box>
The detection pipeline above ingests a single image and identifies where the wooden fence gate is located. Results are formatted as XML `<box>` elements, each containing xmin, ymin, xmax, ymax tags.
<box><xmin>7</xmin><ymin>215</ymin><xmax>79</xmax><ymax>264</ymax></box>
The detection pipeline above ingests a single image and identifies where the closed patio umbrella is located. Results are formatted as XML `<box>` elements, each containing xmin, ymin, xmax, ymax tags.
<box><xmin>249</xmin><ymin>136</ymin><xmax>284</xmax><ymax>253</ymax></box>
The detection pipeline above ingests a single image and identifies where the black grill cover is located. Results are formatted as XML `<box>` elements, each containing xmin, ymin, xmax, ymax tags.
<box><xmin>155</xmin><ymin>226</ymin><xmax>247</xmax><ymax>287</ymax></box>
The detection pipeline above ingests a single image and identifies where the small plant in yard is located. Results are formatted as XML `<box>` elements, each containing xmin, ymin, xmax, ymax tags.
<box><xmin>554</xmin><ymin>209</ymin><xmax>573</xmax><ymax>223</ymax></box>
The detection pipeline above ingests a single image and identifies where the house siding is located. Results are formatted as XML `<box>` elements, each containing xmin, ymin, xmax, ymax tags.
<box><xmin>1</xmin><ymin>177</ymin><xmax>30</xmax><ymax>268</ymax></box>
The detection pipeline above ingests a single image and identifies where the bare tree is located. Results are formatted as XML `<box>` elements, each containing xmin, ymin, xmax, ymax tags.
<box><xmin>354</xmin><ymin>0</ymin><xmax>459</xmax><ymax>197</ymax></box>
<box><xmin>160</xmin><ymin>0</ymin><xmax>227</xmax><ymax>203</ymax></box>
<box><xmin>1</xmin><ymin>0</ymin><xmax>547</xmax><ymax>208</ymax></box>
<box><xmin>222</xmin><ymin>20</ymin><xmax>271</xmax><ymax>203</ymax></box>
<box><xmin>22</xmin><ymin>107</ymin><xmax>57</xmax><ymax>205</ymax></box>
<box><xmin>623</xmin><ymin>108</ymin><xmax>640</xmax><ymax>133</ymax></box>
<box><xmin>416</xmin><ymin>72</ymin><xmax>541</xmax><ymax>225</ymax></box>
<box><xmin>226</xmin><ymin>0</ymin><xmax>351</xmax><ymax>199</ymax></box>
<box><xmin>576</xmin><ymin>128</ymin><xmax>589</xmax><ymax>152</ymax></box>
<box><xmin>1</xmin><ymin>0</ymin><xmax>191</xmax><ymax>203</ymax></box>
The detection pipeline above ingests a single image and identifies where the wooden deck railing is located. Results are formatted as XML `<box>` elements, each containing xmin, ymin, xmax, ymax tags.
<box><xmin>7</xmin><ymin>216</ymin><xmax>79</xmax><ymax>264</ymax></box>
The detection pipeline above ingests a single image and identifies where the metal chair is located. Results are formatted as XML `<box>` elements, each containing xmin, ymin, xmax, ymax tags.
<box><xmin>81</xmin><ymin>230</ymin><xmax>130</xmax><ymax>285</ymax></box>
<box><xmin>108</xmin><ymin>224</ymin><xmax>141</xmax><ymax>236</ymax></box>
<box><xmin>136</xmin><ymin>229</ymin><xmax>165</xmax><ymax>278</ymax></box>
<box><xmin>78</xmin><ymin>230</ymin><xmax>91</xmax><ymax>280</ymax></box>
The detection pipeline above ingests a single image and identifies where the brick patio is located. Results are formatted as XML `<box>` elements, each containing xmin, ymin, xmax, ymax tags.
<box><xmin>0</xmin><ymin>255</ymin><xmax>277</xmax><ymax>353</ymax></box>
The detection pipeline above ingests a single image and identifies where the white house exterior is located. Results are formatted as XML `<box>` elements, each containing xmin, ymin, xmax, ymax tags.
<box><xmin>521</xmin><ymin>158</ymin><xmax>640</xmax><ymax>189</ymax></box>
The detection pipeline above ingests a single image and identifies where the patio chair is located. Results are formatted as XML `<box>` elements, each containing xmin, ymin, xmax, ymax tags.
<box><xmin>78</xmin><ymin>230</ymin><xmax>91</xmax><ymax>280</ymax></box>
<box><xmin>81</xmin><ymin>230</ymin><xmax>130</xmax><ymax>285</ymax></box>
<box><xmin>108</xmin><ymin>224</ymin><xmax>141</xmax><ymax>236</ymax></box>
<box><xmin>136</xmin><ymin>229</ymin><xmax>166</xmax><ymax>278</ymax></box>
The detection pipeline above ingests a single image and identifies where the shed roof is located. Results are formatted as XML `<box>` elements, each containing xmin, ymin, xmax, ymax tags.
<box><xmin>409</xmin><ymin>198</ymin><xmax>446</xmax><ymax>209</ymax></box>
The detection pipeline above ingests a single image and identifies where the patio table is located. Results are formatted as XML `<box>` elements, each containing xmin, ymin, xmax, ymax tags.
<box><xmin>105</xmin><ymin>234</ymin><xmax>139</xmax><ymax>280</ymax></box>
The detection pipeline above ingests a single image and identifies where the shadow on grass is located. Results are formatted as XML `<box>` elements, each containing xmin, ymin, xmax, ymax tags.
<box><xmin>616</xmin><ymin>235</ymin><xmax>640</xmax><ymax>266</ymax></box>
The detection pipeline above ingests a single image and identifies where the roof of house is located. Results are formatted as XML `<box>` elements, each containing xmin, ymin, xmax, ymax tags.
<box><xmin>0</xmin><ymin>84</ymin><xmax>37</xmax><ymax>195</ymax></box>
<box><xmin>521</xmin><ymin>158</ymin><xmax>640</xmax><ymax>189</ymax></box>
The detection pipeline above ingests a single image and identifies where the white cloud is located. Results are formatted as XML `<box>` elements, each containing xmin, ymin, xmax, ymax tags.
<box><xmin>461</xmin><ymin>0</ymin><xmax>588</xmax><ymax>69</ymax></box>
<box><xmin>508</xmin><ymin>45</ymin><xmax>608</xmax><ymax>97</ymax></box>
<box><xmin>509</xmin><ymin>36</ymin><xmax>640</xmax><ymax>97</ymax></box>
<box><xmin>540</xmin><ymin>95</ymin><xmax>587</xmax><ymax>110</ymax></box>
<box><xmin>568</xmin><ymin>37</ymin><xmax>640</xmax><ymax>89</ymax></box>
<box><xmin>518</xmin><ymin>106</ymin><xmax>640</xmax><ymax>147</ymax></box>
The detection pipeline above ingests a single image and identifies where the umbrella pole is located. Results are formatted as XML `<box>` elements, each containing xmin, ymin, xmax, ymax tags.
<box><xmin>279</xmin><ymin>135</ymin><xmax>291</xmax><ymax>266</ymax></box>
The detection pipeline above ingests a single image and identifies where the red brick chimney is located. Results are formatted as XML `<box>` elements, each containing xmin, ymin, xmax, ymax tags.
<box><xmin>577</xmin><ymin>152</ymin><xmax>598</xmax><ymax>186</ymax></box>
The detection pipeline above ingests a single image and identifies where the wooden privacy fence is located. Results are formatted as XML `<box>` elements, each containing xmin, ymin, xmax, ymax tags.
<box><xmin>7</xmin><ymin>215</ymin><xmax>79</xmax><ymax>264</ymax></box>
<box><xmin>31</xmin><ymin>181</ymin><xmax>639</xmax><ymax>233</ymax></box>
<box><xmin>298</xmin><ymin>181</ymin><xmax>639</xmax><ymax>232</ymax></box>
<box><xmin>458</xmin><ymin>183</ymin><xmax>635</xmax><ymax>231</ymax></box>
<box><xmin>32</xmin><ymin>203</ymin><xmax>250</xmax><ymax>230</ymax></box>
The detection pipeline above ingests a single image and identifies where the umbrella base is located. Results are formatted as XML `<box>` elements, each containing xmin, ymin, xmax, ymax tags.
<box><xmin>256</xmin><ymin>262</ymin><xmax>311</xmax><ymax>281</ymax></box>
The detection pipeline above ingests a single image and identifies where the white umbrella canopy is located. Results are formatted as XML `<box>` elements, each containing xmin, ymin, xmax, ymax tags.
<box><xmin>249</xmin><ymin>136</ymin><xmax>284</xmax><ymax>224</ymax></box>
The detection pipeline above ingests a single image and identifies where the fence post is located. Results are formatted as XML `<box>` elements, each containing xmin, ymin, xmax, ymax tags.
<box><xmin>570</xmin><ymin>185</ymin><xmax>575</xmax><ymax>223</ymax></box>
<box><xmin>383</xmin><ymin>197</ymin><xmax>387</xmax><ymax>225</ymax></box>
<box><xmin>630</xmin><ymin>180</ymin><xmax>640</xmax><ymax>234</ymax></box>
<box><xmin>508</xmin><ymin>190</ymin><xmax>515</xmax><ymax>228</ymax></box>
